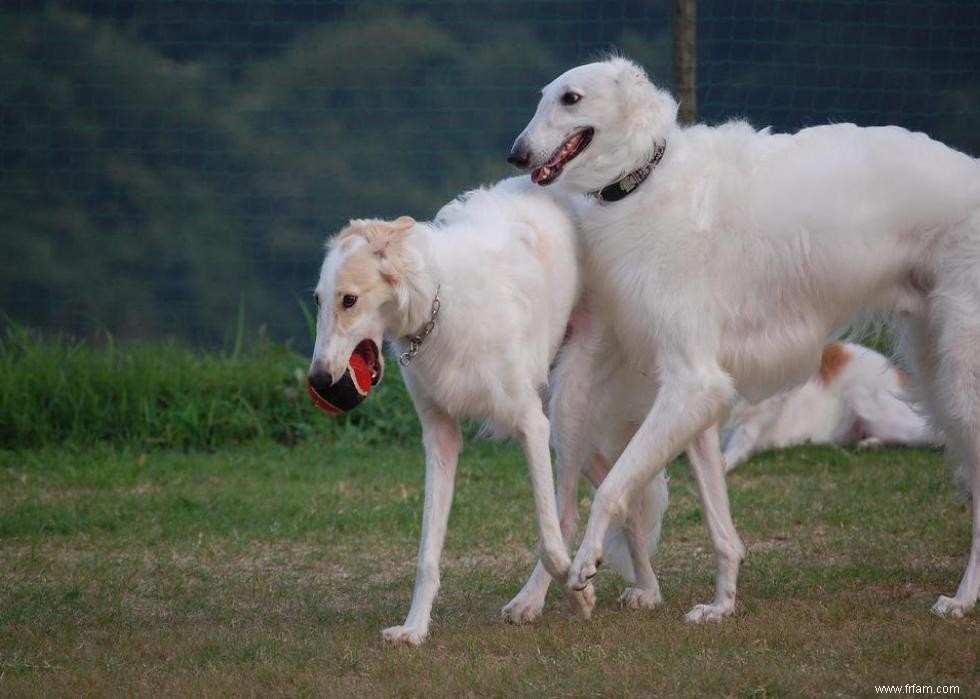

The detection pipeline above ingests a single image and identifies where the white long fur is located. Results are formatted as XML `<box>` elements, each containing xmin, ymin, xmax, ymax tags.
<box><xmin>512</xmin><ymin>56</ymin><xmax>980</xmax><ymax>621</ymax></box>
<box><xmin>310</xmin><ymin>177</ymin><xmax>667</xmax><ymax>644</ymax></box>
<box><xmin>722</xmin><ymin>342</ymin><xmax>944</xmax><ymax>470</ymax></box>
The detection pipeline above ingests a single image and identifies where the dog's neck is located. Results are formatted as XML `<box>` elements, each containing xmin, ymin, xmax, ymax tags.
<box><xmin>590</xmin><ymin>139</ymin><xmax>667</xmax><ymax>203</ymax></box>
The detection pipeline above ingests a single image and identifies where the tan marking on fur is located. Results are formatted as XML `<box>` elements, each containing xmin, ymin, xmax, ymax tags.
<box><xmin>584</xmin><ymin>453</ymin><xmax>611</xmax><ymax>486</ymax></box>
<box><xmin>525</xmin><ymin>223</ymin><xmax>552</xmax><ymax>267</ymax></box>
<box><xmin>896</xmin><ymin>368</ymin><xmax>912</xmax><ymax>390</ymax></box>
<box><xmin>331</xmin><ymin>245</ymin><xmax>387</xmax><ymax>332</ymax></box>
<box><xmin>335</xmin><ymin>220</ymin><xmax>367</xmax><ymax>252</ymax></box>
<box><xmin>818</xmin><ymin>342</ymin><xmax>852</xmax><ymax>385</ymax></box>
<box><xmin>333</xmin><ymin>217</ymin><xmax>415</xmax><ymax>287</ymax></box>
<box><xmin>330</xmin><ymin>220</ymin><xmax>412</xmax><ymax>332</ymax></box>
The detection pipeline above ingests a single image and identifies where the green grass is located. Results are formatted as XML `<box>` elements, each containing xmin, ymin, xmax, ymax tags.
<box><xmin>0</xmin><ymin>325</ymin><xmax>418</xmax><ymax>450</ymax></box>
<box><xmin>1</xmin><ymin>440</ymin><xmax>977</xmax><ymax>697</ymax></box>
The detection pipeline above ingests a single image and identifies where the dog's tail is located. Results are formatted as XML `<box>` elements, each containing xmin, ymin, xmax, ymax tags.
<box><xmin>599</xmin><ymin>471</ymin><xmax>669</xmax><ymax>583</ymax></box>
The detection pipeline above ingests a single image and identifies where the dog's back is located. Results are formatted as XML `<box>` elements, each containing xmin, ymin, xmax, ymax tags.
<box><xmin>401</xmin><ymin>177</ymin><xmax>580</xmax><ymax>429</ymax></box>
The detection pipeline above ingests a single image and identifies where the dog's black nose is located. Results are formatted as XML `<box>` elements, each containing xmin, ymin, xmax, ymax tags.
<box><xmin>508</xmin><ymin>142</ymin><xmax>532</xmax><ymax>169</ymax></box>
<box><xmin>308</xmin><ymin>368</ymin><xmax>333</xmax><ymax>396</ymax></box>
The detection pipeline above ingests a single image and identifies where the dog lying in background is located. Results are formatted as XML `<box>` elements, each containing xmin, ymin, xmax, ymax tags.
<box><xmin>308</xmin><ymin>177</ymin><xmax>667</xmax><ymax>644</ymax></box>
<box><xmin>722</xmin><ymin>342</ymin><xmax>943</xmax><ymax>470</ymax></box>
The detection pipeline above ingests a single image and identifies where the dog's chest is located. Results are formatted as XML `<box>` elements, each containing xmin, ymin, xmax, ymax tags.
<box><xmin>580</xmin><ymin>208</ymin><xmax>689</xmax><ymax>344</ymax></box>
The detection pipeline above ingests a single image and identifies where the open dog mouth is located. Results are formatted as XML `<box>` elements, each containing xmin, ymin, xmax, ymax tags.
<box><xmin>532</xmin><ymin>128</ymin><xmax>594</xmax><ymax>186</ymax></box>
<box><xmin>353</xmin><ymin>339</ymin><xmax>383</xmax><ymax>385</ymax></box>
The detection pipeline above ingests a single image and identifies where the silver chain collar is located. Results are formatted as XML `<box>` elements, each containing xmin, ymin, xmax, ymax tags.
<box><xmin>398</xmin><ymin>285</ymin><xmax>441</xmax><ymax>366</ymax></box>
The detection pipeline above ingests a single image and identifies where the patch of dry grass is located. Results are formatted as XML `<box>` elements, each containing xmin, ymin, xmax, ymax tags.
<box><xmin>1</xmin><ymin>441</ymin><xmax>977</xmax><ymax>697</ymax></box>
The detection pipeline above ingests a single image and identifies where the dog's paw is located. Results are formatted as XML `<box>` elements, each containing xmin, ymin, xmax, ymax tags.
<box><xmin>618</xmin><ymin>586</ymin><xmax>663</xmax><ymax>610</ymax></box>
<box><xmin>501</xmin><ymin>595</ymin><xmax>545</xmax><ymax>625</ymax></box>
<box><xmin>381</xmin><ymin>624</ymin><xmax>428</xmax><ymax>646</ymax></box>
<box><xmin>931</xmin><ymin>595</ymin><xmax>974</xmax><ymax>619</ymax></box>
<box><xmin>857</xmin><ymin>437</ymin><xmax>883</xmax><ymax>449</ymax></box>
<box><xmin>567</xmin><ymin>557</ymin><xmax>599</xmax><ymax>593</ymax></box>
<box><xmin>684</xmin><ymin>602</ymin><xmax>734</xmax><ymax>624</ymax></box>
<box><xmin>563</xmin><ymin>581</ymin><xmax>596</xmax><ymax>619</ymax></box>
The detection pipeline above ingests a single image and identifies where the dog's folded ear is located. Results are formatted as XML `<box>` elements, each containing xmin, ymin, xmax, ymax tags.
<box><xmin>333</xmin><ymin>219</ymin><xmax>368</xmax><ymax>249</ymax></box>
<box><xmin>329</xmin><ymin>216</ymin><xmax>416</xmax><ymax>286</ymax></box>
<box><xmin>609</xmin><ymin>56</ymin><xmax>650</xmax><ymax>86</ymax></box>
<box><xmin>361</xmin><ymin>220</ymin><xmax>412</xmax><ymax>285</ymax></box>
<box><xmin>392</xmin><ymin>215</ymin><xmax>416</xmax><ymax>231</ymax></box>
<box><xmin>608</xmin><ymin>57</ymin><xmax>679</xmax><ymax>145</ymax></box>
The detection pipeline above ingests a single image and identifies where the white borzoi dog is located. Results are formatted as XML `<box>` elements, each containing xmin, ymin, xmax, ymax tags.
<box><xmin>509</xmin><ymin>56</ymin><xmax>980</xmax><ymax>620</ymax></box>
<box><xmin>308</xmin><ymin>177</ymin><xmax>667</xmax><ymax>644</ymax></box>
<box><xmin>723</xmin><ymin>341</ymin><xmax>943</xmax><ymax>470</ymax></box>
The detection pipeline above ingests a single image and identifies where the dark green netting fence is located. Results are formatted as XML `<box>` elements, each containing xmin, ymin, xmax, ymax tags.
<box><xmin>699</xmin><ymin>0</ymin><xmax>980</xmax><ymax>148</ymax></box>
<box><xmin>1</xmin><ymin>1</ymin><xmax>978</xmax><ymax>346</ymax></box>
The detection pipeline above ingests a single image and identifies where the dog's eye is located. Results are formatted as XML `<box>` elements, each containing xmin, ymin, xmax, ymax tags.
<box><xmin>313</xmin><ymin>292</ymin><xmax>321</xmax><ymax>309</ymax></box>
<box><xmin>341</xmin><ymin>294</ymin><xmax>358</xmax><ymax>309</ymax></box>
<box><xmin>561</xmin><ymin>91</ymin><xmax>582</xmax><ymax>106</ymax></box>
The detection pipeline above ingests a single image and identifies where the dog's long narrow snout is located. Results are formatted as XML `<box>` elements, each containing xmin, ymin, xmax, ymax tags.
<box><xmin>508</xmin><ymin>136</ymin><xmax>532</xmax><ymax>169</ymax></box>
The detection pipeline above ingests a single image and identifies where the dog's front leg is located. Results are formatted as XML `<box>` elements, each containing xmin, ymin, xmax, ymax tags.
<box><xmin>567</xmin><ymin>364</ymin><xmax>735</xmax><ymax>599</ymax></box>
<box><xmin>516</xmin><ymin>405</ymin><xmax>596</xmax><ymax>617</ymax></box>
<box><xmin>382</xmin><ymin>408</ymin><xmax>461</xmax><ymax>646</ymax></box>
<box><xmin>616</xmin><ymin>473</ymin><xmax>667</xmax><ymax>610</ymax></box>
<box><xmin>684</xmin><ymin>423</ymin><xmax>745</xmax><ymax>622</ymax></box>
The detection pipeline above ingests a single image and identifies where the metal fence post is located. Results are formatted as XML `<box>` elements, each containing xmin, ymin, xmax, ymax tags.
<box><xmin>673</xmin><ymin>0</ymin><xmax>697</xmax><ymax>124</ymax></box>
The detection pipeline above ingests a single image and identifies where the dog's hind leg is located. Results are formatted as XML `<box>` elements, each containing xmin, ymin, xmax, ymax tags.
<box><xmin>382</xmin><ymin>405</ymin><xmax>461</xmax><ymax>646</ymax></box>
<box><xmin>616</xmin><ymin>470</ymin><xmax>668</xmax><ymax>610</ymax></box>
<box><xmin>591</xmin><ymin>421</ymin><xmax>668</xmax><ymax>611</ymax></box>
<box><xmin>684</xmin><ymin>424</ymin><xmax>745</xmax><ymax>622</ymax></box>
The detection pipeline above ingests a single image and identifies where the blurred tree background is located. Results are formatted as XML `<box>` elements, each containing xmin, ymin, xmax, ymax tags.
<box><xmin>1</xmin><ymin>1</ymin><xmax>978</xmax><ymax>347</ymax></box>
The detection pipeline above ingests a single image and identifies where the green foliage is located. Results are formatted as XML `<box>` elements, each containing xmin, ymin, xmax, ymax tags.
<box><xmin>2</xmin><ymin>1</ymin><xmax>978</xmax><ymax>348</ymax></box>
<box><xmin>0</xmin><ymin>2</ymin><xmax>672</xmax><ymax>344</ymax></box>
<box><xmin>0</xmin><ymin>324</ymin><xmax>420</xmax><ymax>450</ymax></box>
<box><xmin>0</xmin><ymin>6</ymin><xmax>275</xmax><ymax>342</ymax></box>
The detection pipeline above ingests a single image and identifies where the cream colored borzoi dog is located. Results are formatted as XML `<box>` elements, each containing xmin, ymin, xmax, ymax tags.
<box><xmin>509</xmin><ymin>57</ymin><xmax>980</xmax><ymax>620</ymax></box>
<box><xmin>308</xmin><ymin>178</ymin><xmax>667</xmax><ymax>645</ymax></box>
